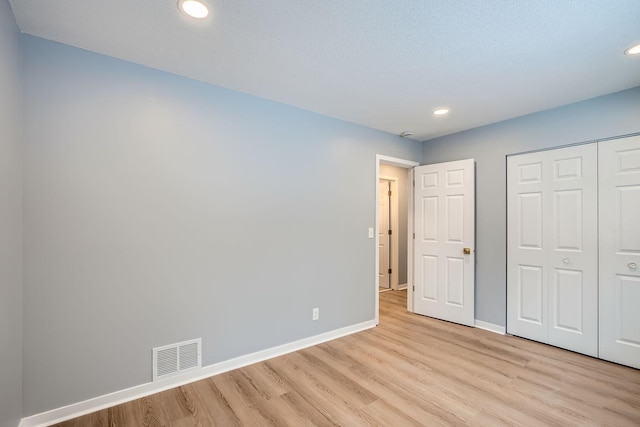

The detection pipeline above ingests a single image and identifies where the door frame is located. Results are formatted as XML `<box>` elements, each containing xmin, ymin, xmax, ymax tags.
<box><xmin>375</xmin><ymin>155</ymin><xmax>419</xmax><ymax>325</ymax></box>
<box><xmin>379</xmin><ymin>175</ymin><xmax>399</xmax><ymax>290</ymax></box>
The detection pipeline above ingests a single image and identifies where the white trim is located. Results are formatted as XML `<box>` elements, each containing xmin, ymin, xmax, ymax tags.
<box><xmin>375</xmin><ymin>155</ymin><xmax>419</xmax><ymax>325</ymax></box>
<box><xmin>375</xmin><ymin>159</ymin><xmax>380</xmax><ymax>324</ymax></box>
<box><xmin>398</xmin><ymin>283</ymin><xmax>408</xmax><ymax>290</ymax></box>
<box><xmin>407</xmin><ymin>168</ymin><xmax>415</xmax><ymax>313</ymax></box>
<box><xmin>474</xmin><ymin>320</ymin><xmax>506</xmax><ymax>335</ymax></box>
<box><xmin>377</xmin><ymin>155</ymin><xmax>420</xmax><ymax>168</ymax></box>
<box><xmin>20</xmin><ymin>320</ymin><xmax>376</xmax><ymax>427</ymax></box>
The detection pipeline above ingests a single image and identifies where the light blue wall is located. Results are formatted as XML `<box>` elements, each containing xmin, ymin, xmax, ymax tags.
<box><xmin>21</xmin><ymin>35</ymin><xmax>421</xmax><ymax>415</ymax></box>
<box><xmin>20</xmin><ymin>24</ymin><xmax>640</xmax><ymax>419</ymax></box>
<box><xmin>422</xmin><ymin>87</ymin><xmax>640</xmax><ymax>327</ymax></box>
<box><xmin>0</xmin><ymin>1</ymin><xmax>22</xmax><ymax>426</ymax></box>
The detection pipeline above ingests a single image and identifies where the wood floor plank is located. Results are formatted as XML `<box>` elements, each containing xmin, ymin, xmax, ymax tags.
<box><xmin>358</xmin><ymin>399</ymin><xmax>424</xmax><ymax>427</ymax></box>
<box><xmin>305</xmin><ymin>342</ymin><xmax>478</xmax><ymax>425</ymax></box>
<box><xmin>277</xmin><ymin>390</ymin><xmax>340</xmax><ymax>427</ymax></box>
<box><xmin>344</xmin><ymin>331</ymin><xmax>561</xmax><ymax>426</ymax></box>
<box><xmin>53</xmin><ymin>289</ymin><xmax>640</xmax><ymax>426</ymax></box>
<box><xmin>157</xmin><ymin>385</ymin><xmax>199</xmax><ymax>423</ymax></box>
<box><xmin>187</xmin><ymin>378</ymin><xmax>242</xmax><ymax>427</ymax></box>
<box><xmin>209</xmin><ymin>369</ymin><xmax>286</xmax><ymax>426</ymax></box>
<box><xmin>264</xmin><ymin>354</ymin><xmax>373</xmax><ymax>426</ymax></box>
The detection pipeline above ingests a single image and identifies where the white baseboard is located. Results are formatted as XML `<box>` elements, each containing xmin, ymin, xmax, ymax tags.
<box><xmin>474</xmin><ymin>320</ymin><xmax>506</xmax><ymax>335</ymax></box>
<box><xmin>21</xmin><ymin>320</ymin><xmax>376</xmax><ymax>427</ymax></box>
<box><xmin>398</xmin><ymin>283</ymin><xmax>407</xmax><ymax>290</ymax></box>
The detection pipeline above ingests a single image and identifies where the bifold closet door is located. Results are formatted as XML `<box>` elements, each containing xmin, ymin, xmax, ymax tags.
<box><xmin>598</xmin><ymin>135</ymin><xmax>640</xmax><ymax>369</ymax></box>
<box><xmin>507</xmin><ymin>144</ymin><xmax>598</xmax><ymax>356</ymax></box>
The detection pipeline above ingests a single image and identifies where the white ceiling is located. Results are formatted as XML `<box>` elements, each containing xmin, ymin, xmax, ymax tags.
<box><xmin>9</xmin><ymin>0</ymin><xmax>640</xmax><ymax>141</ymax></box>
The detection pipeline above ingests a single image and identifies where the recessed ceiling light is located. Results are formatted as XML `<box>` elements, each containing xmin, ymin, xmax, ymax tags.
<box><xmin>624</xmin><ymin>43</ymin><xmax>640</xmax><ymax>56</ymax></box>
<box><xmin>433</xmin><ymin>108</ymin><xmax>449</xmax><ymax>116</ymax></box>
<box><xmin>178</xmin><ymin>0</ymin><xmax>209</xmax><ymax>19</ymax></box>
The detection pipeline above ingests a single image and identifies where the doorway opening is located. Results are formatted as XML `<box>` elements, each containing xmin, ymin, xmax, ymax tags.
<box><xmin>378</xmin><ymin>178</ymin><xmax>393</xmax><ymax>292</ymax></box>
<box><xmin>375</xmin><ymin>155</ymin><xmax>419</xmax><ymax>325</ymax></box>
<box><xmin>378</xmin><ymin>174</ymin><xmax>401</xmax><ymax>292</ymax></box>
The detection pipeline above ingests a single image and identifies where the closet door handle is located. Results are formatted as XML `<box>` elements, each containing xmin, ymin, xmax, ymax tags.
<box><xmin>629</xmin><ymin>262</ymin><xmax>638</xmax><ymax>270</ymax></box>
<box><xmin>562</xmin><ymin>258</ymin><xmax>571</xmax><ymax>264</ymax></box>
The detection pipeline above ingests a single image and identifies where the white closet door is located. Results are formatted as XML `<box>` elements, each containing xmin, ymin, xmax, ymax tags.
<box><xmin>545</xmin><ymin>145</ymin><xmax>598</xmax><ymax>356</ymax></box>
<box><xmin>507</xmin><ymin>144</ymin><xmax>598</xmax><ymax>356</ymax></box>
<box><xmin>599</xmin><ymin>135</ymin><xmax>640</xmax><ymax>369</ymax></box>
<box><xmin>507</xmin><ymin>152</ymin><xmax>548</xmax><ymax>343</ymax></box>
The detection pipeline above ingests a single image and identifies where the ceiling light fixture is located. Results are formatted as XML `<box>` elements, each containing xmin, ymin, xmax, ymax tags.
<box><xmin>433</xmin><ymin>108</ymin><xmax>449</xmax><ymax>116</ymax></box>
<box><xmin>178</xmin><ymin>0</ymin><xmax>209</xmax><ymax>19</ymax></box>
<box><xmin>624</xmin><ymin>43</ymin><xmax>640</xmax><ymax>56</ymax></box>
<box><xmin>400</xmin><ymin>131</ymin><xmax>414</xmax><ymax>138</ymax></box>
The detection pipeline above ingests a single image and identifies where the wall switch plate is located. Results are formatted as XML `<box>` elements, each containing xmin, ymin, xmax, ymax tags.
<box><xmin>312</xmin><ymin>308</ymin><xmax>319</xmax><ymax>320</ymax></box>
<box><xmin>368</xmin><ymin>227</ymin><xmax>374</xmax><ymax>238</ymax></box>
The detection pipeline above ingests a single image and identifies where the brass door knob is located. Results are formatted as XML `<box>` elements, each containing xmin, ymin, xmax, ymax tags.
<box><xmin>463</xmin><ymin>248</ymin><xmax>471</xmax><ymax>255</ymax></box>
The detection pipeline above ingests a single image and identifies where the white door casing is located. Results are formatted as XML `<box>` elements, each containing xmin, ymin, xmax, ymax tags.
<box><xmin>598</xmin><ymin>135</ymin><xmax>640</xmax><ymax>369</ymax></box>
<box><xmin>413</xmin><ymin>159</ymin><xmax>475</xmax><ymax>326</ymax></box>
<box><xmin>507</xmin><ymin>144</ymin><xmax>598</xmax><ymax>357</ymax></box>
<box><xmin>379</xmin><ymin>179</ymin><xmax>391</xmax><ymax>289</ymax></box>
<box><xmin>375</xmin><ymin>155</ymin><xmax>420</xmax><ymax>325</ymax></box>
<box><xmin>407</xmin><ymin>168</ymin><xmax>415</xmax><ymax>312</ymax></box>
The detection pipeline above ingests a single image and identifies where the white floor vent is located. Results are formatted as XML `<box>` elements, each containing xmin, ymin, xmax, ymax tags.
<box><xmin>152</xmin><ymin>338</ymin><xmax>201</xmax><ymax>381</ymax></box>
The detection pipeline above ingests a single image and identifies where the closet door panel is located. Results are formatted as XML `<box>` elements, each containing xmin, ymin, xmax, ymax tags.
<box><xmin>599</xmin><ymin>135</ymin><xmax>640</xmax><ymax>369</ymax></box>
<box><xmin>547</xmin><ymin>145</ymin><xmax>598</xmax><ymax>357</ymax></box>
<box><xmin>508</xmin><ymin>144</ymin><xmax>597</xmax><ymax>357</ymax></box>
<box><xmin>507</xmin><ymin>154</ymin><xmax>548</xmax><ymax>342</ymax></box>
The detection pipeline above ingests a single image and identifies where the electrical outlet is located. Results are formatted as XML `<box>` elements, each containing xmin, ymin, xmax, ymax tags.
<box><xmin>368</xmin><ymin>227</ymin><xmax>374</xmax><ymax>238</ymax></box>
<box><xmin>312</xmin><ymin>307</ymin><xmax>319</xmax><ymax>320</ymax></box>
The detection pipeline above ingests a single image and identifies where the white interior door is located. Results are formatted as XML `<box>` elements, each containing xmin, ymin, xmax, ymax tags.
<box><xmin>507</xmin><ymin>144</ymin><xmax>598</xmax><ymax>356</ymax></box>
<box><xmin>413</xmin><ymin>159</ymin><xmax>475</xmax><ymax>326</ymax></box>
<box><xmin>379</xmin><ymin>180</ymin><xmax>391</xmax><ymax>289</ymax></box>
<box><xmin>599</xmin><ymin>135</ymin><xmax>640</xmax><ymax>369</ymax></box>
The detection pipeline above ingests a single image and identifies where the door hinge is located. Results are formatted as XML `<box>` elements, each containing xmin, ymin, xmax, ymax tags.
<box><xmin>388</xmin><ymin>229</ymin><xmax>392</xmax><ymax>235</ymax></box>
<box><xmin>413</xmin><ymin>285</ymin><xmax>415</xmax><ymax>291</ymax></box>
<box><xmin>388</xmin><ymin>190</ymin><xmax>392</xmax><ymax>196</ymax></box>
<box><xmin>388</xmin><ymin>268</ymin><xmax>392</xmax><ymax>274</ymax></box>
<box><xmin>413</xmin><ymin>180</ymin><xmax>415</xmax><ymax>187</ymax></box>
<box><xmin>413</xmin><ymin>232</ymin><xmax>415</xmax><ymax>239</ymax></box>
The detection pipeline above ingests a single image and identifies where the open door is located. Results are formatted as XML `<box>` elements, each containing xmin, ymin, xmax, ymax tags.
<box><xmin>413</xmin><ymin>159</ymin><xmax>475</xmax><ymax>326</ymax></box>
<box><xmin>378</xmin><ymin>179</ymin><xmax>391</xmax><ymax>289</ymax></box>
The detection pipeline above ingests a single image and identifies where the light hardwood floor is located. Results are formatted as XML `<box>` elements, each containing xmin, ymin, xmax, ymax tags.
<box><xmin>56</xmin><ymin>290</ymin><xmax>640</xmax><ymax>426</ymax></box>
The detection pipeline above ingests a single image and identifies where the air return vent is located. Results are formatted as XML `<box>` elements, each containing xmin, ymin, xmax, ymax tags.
<box><xmin>152</xmin><ymin>338</ymin><xmax>201</xmax><ymax>381</ymax></box>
